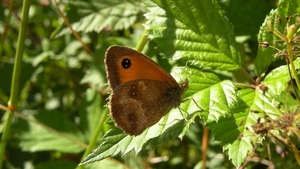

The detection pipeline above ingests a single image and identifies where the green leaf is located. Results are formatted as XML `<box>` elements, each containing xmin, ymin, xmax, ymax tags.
<box><xmin>36</xmin><ymin>160</ymin><xmax>77</xmax><ymax>169</ymax></box>
<box><xmin>80</xmin><ymin>59</ymin><xmax>107</xmax><ymax>88</ymax></box>
<box><xmin>58</xmin><ymin>0</ymin><xmax>144</xmax><ymax>36</ymax></box>
<box><xmin>79</xmin><ymin>87</ymin><xmax>107</xmax><ymax>140</ymax></box>
<box><xmin>224</xmin><ymin>89</ymin><xmax>257</xmax><ymax>168</ymax></box>
<box><xmin>144</xmin><ymin>0</ymin><xmax>241</xmax><ymax>71</ymax></box>
<box><xmin>82</xmin><ymin>158</ymin><xmax>129</xmax><ymax>169</ymax></box>
<box><xmin>227</xmin><ymin>139</ymin><xmax>253</xmax><ymax>168</ymax></box>
<box><xmin>255</xmin><ymin>9</ymin><xmax>278</xmax><ymax>76</ymax></box>
<box><xmin>11</xmin><ymin>110</ymin><xmax>86</xmax><ymax>153</ymax></box>
<box><xmin>255</xmin><ymin>0</ymin><xmax>300</xmax><ymax>76</ymax></box>
<box><xmin>80</xmin><ymin>100</ymin><xmax>187</xmax><ymax>165</ymax></box>
<box><xmin>277</xmin><ymin>0</ymin><xmax>300</xmax><ymax>19</ymax></box>
<box><xmin>180</xmin><ymin>68</ymin><xmax>237</xmax><ymax>122</ymax></box>
<box><xmin>276</xmin><ymin>91</ymin><xmax>300</xmax><ymax>114</ymax></box>
<box><xmin>217</xmin><ymin>0</ymin><xmax>274</xmax><ymax>36</ymax></box>
<box><xmin>264</xmin><ymin>57</ymin><xmax>300</xmax><ymax>98</ymax></box>
<box><xmin>208</xmin><ymin>89</ymin><xmax>255</xmax><ymax>168</ymax></box>
<box><xmin>208</xmin><ymin>86</ymin><xmax>285</xmax><ymax>168</ymax></box>
<box><xmin>81</xmin><ymin>66</ymin><xmax>240</xmax><ymax>164</ymax></box>
<box><xmin>208</xmin><ymin>89</ymin><xmax>254</xmax><ymax>144</ymax></box>
<box><xmin>224</xmin><ymin>87</ymin><xmax>285</xmax><ymax>167</ymax></box>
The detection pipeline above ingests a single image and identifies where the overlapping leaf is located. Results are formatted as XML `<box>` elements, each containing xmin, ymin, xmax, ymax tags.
<box><xmin>255</xmin><ymin>0</ymin><xmax>300</xmax><ymax>75</ymax></box>
<box><xmin>208</xmin><ymin>85</ymin><xmax>288</xmax><ymax>167</ymax></box>
<box><xmin>144</xmin><ymin>0</ymin><xmax>240</xmax><ymax>70</ymax></box>
<box><xmin>81</xmin><ymin>67</ymin><xmax>238</xmax><ymax>164</ymax></box>
<box><xmin>255</xmin><ymin>9</ymin><xmax>278</xmax><ymax>76</ymax></box>
<box><xmin>208</xmin><ymin>89</ymin><xmax>254</xmax><ymax>167</ymax></box>
<box><xmin>57</xmin><ymin>0</ymin><xmax>144</xmax><ymax>36</ymax></box>
<box><xmin>264</xmin><ymin>57</ymin><xmax>300</xmax><ymax>98</ymax></box>
<box><xmin>82</xmin><ymin>0</ymin><xmax>300</xmax><ymax>168</ymax></box>
<box><xmin>11</xmin><ymin>110</ymin><xmax>86</xmax><ymax>153</ymax></box>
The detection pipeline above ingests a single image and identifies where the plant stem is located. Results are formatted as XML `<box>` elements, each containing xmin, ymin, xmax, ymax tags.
<box><xmin>78</xmin><ymin>108</ymin><xmax>108</xmax><ymax>168</ymax></box>
<box><xmin>202</xmin><ymin>127</ymin><xmax>209</xmax><ymax>169</ymax></box>
<box><xmin>0</xmin><ymin>1</ymin><xmax>30</xmax><ymax>168</ymax></box>
<box><xmin>135</xmin><ymin>29</ymin><xmax>148</xmax><ymax>52</ymax></box>
<box><xmin>286</xmin><ymin>41</ymin><xmax>300</xmax><ymax>90</ymax></box>
<box><xmin>239</xmin><ymin>67</ymin><xmax>256</xmax><ymax>85</ymax></box>
<box><xmin>53</xmin><ymin>0</ymin><xmax>94</xmax><ymax>57</ymax></box>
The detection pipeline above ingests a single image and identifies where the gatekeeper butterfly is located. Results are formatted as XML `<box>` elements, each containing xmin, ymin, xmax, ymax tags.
<box><xmin>105</xmin><ymin>46</ymin><xmax>188</xmax><ymax>135</ymax></box>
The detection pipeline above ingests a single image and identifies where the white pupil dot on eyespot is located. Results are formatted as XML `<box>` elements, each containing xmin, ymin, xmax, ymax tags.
<box><xmin>121</xmin><ymin>58</ymin><xmax>131</xmax><ymax>69</ymax></box>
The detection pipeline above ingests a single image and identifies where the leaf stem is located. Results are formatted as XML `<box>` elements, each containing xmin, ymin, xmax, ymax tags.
<box><xmin>239</xmin><ymin>67</ymin><xmax>256</xmax><ymax>85</ymax></box>
<box><xmin>0</xmin><ymin>1</ymin><xmax>30</xmax><ymax>168</ymax></box>
<box><xmin>53</xmin><ymin>0</ymin><xmax>94</xmax><ymax>57</ymax></box>
<box><xmin>290</xmin><ymin>136</ymin><xmax>300</xmax><ymax>165</ymax></box>
<box><xmin>286</xmin><ymin>40</ymin><xmax>300</xmax><ymax>90</ymax></box>
<box><xmin>234</xmin><ymin>82</ymin><xmax>255</xmax><ymax>89</ymax></box>
<box><xmin>270</xmin><ymin>18</ymin><xmax>300</xmax><ymax>90</ymax></box>
<box><xmin>201</xmin><ymin>127</ymin><xmax>209</xmax><ymax>169</ymax></box>
<box><xmin>135</xmin><ymin>29</ymin><xmax>148</xmax><ymax>52</ymax></box>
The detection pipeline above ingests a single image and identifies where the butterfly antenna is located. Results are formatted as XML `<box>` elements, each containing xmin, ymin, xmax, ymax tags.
<box><xmin>191</xmin><ymin>98</ymin><xmax>206</xmax><ymax>111</ymax></box>
<box><xmin>178</xmin><ymin>107</ymin><xmax>188</xmax><ymax>122</ymax></box>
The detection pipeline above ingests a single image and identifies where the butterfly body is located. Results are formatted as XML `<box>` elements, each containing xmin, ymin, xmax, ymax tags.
<box><xmin>105</xmin><ymin>46</ymin><xmax>188</xmax><ymax>135</ymax></box>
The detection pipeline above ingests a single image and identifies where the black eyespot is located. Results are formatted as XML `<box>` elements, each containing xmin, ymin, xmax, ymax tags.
<box><xmin>121</xmin><ymin>58</ymin><xmax>131</xmax><ymax>69</ymax></box>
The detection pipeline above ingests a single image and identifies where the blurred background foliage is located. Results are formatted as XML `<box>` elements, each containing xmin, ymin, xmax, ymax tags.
<box><xmin>1</xmin><ymin>0</ymin><xmax>299</xmax><ymax>169</ymax></box>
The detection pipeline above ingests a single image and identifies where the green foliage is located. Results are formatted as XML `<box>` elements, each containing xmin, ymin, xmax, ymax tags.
<box><xmin>58</xmin><ymin>0</ymin><xmax>144</xmax><ymax>36</ymax></box>
<box><xmin>145</xmin><ymin>0</ymin><xmax>240</xmax><ymax>70</ymax></box>
<box><xmin>0</xmin><ymin>0</ymin><xmax>299</xmax><ymax>169</ymax></box>
<box><xmin>11</xmin><ymin>110</ymin><xmax>86</xmax><ymax>153</ymax></box>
